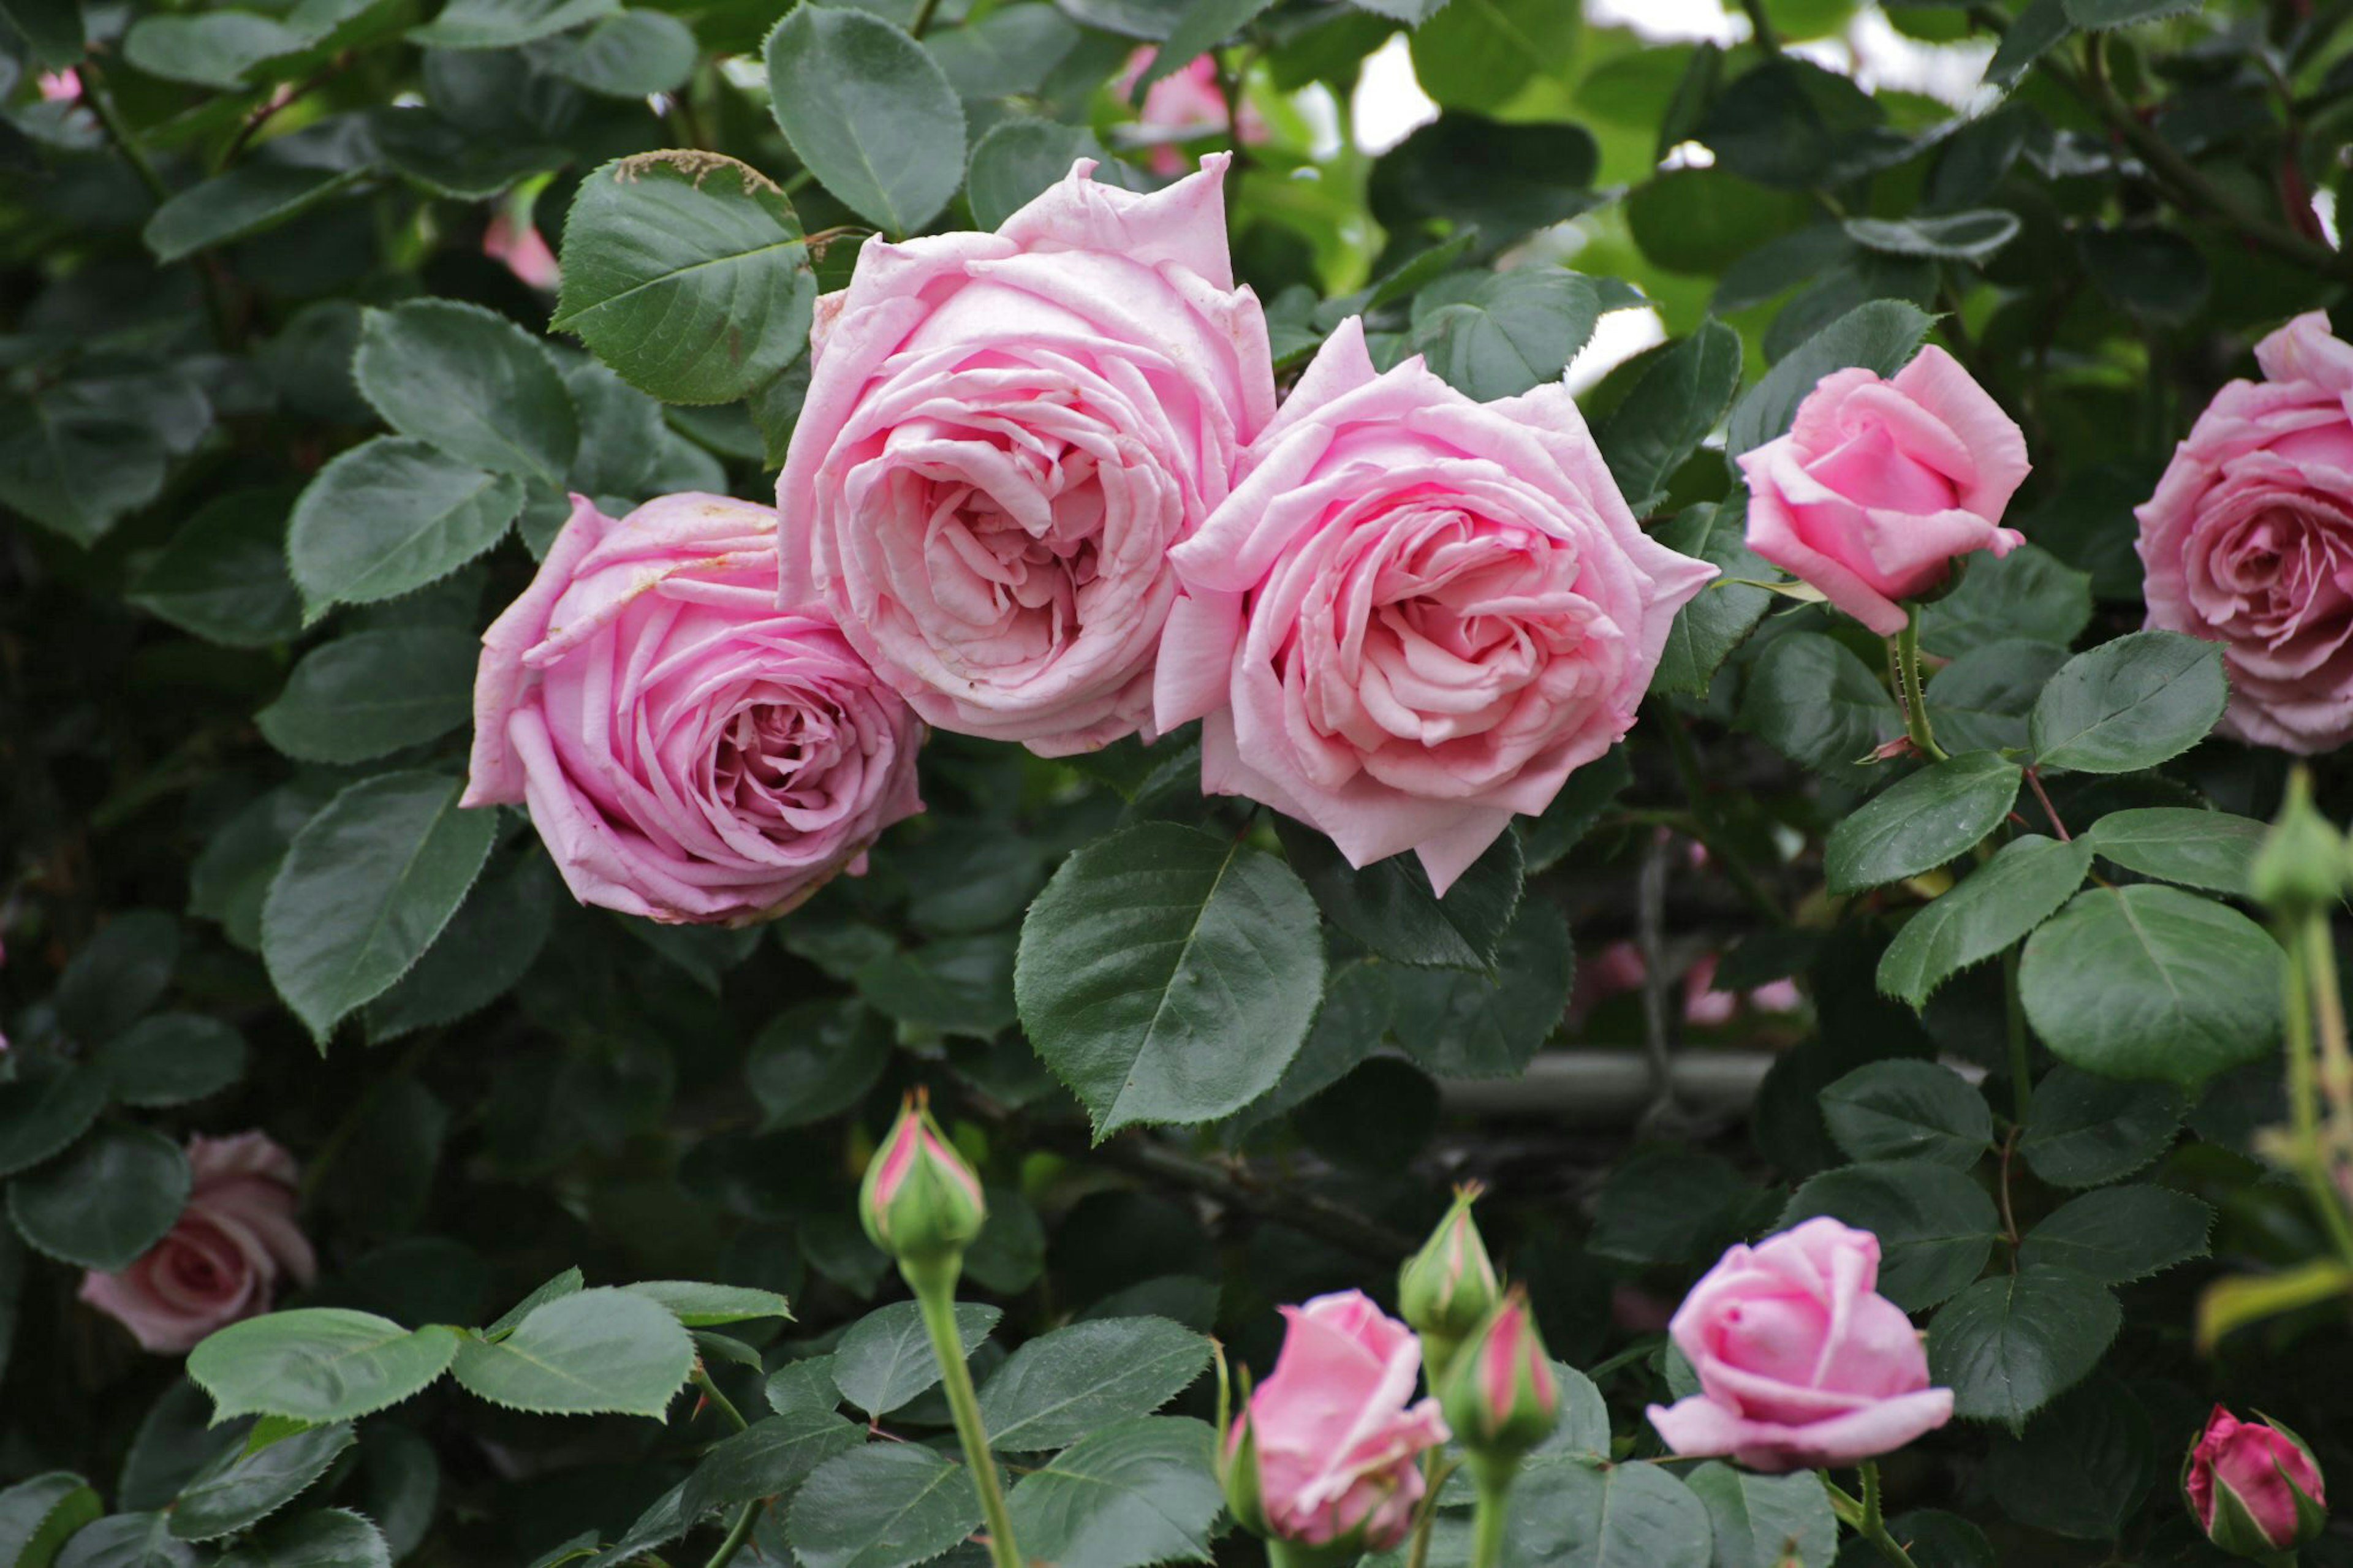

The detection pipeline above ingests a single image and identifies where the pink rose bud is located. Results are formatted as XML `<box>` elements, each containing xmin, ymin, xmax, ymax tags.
<box><xmin>777</xmin><ymin>155</ymin><xmax>1276</xmax><ymax>757</ymax></box>
<box><xmin>859</xmin><ymin>1092</ymin><xmax>986</xmax><ymax>1272</ymax></box>
<box><xmin>1438</xmin><ymin>1287</ymin><xmax>1559</xmax><ymax>1464</ymax></box>
<box><xmin>1646</xmin><ymin>1217</ymin><xmax>1953</xmax><ymax>1472</ymax></box>
<box><xmin>1397</xmin><ymin>1183</ymin><xmax>1501</xmax><ymax>1376</ymax></box>
<box><xmin>1228</xmin><ymin>1290</ymin><xmax>1449</xmax><ymax>1551</ymax></box>
<box><xmin>2185</xmin><ymin>1406</ymin><xmax>2327</xmax><ymax>1556</ymax></box>
<box><xmin>465</xmin><ymin>493</ymin><xmax>925</xmax><ymax>925</ymax></box>
<box><xmin>484</xmin><ymin>211</ymin><xmax>559</xmax><ymax>292</ymax></box>
<box><xmin>1156</xmin><ymin>317</ymin><xmax>1716</xmax><ymax>895</ymax></box>
<box><xmin>80</xmin><ymin>1132</ymin><xmax>316</xmax><ymax>1355</ymax></box>
<box><xmin>1738</xmin><ymin>345</ymin><xmax>2031</xmax><ymax>637</ymax></box>
<box><xmin>2139</xmin><ymin>311</ymin><xmax>2353</xmax><ymax>752</ymax></box>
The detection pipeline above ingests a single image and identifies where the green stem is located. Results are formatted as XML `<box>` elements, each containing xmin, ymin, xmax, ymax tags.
<box><xmin>1403</xmin><ymin>1452</ymin><xmax>1450</xmax><ymax>1568</ymax></box>
<box><xmin>2002</xmin><ymin>946</ymin><xmax>2032</xmax><ymax>1126</ymax></box>
<box><xmin>689</xmin><ymin>1367</ymin><xmax>761</xmax><ymax>1568</ymax></box>
<box><xmin>1468</xmin><ymin>1467</ymin><xmax>1512</xmax><ymax>1568</ymax></box>
<box><xmin>1739</xmin><ymin>0</ymin><xmax>1783</xmax><ymax>55</ymax></box>
<box><xmin>1824</xmin><ymin>1466</ymin><xmax>1920</xmax><ymax>1568</ymax></box>
<box><xmin>907</xmin><ymin>0</ymin><xmax>942</xmax><ymax>38</ymax></box>
<box><xmin>2281</xmin><ymin>920</ymin><xmax>2353</xmax><ymax>1270</ymax></box>
<box><xmin>691</xmin><ymin>1366</ymin><xmax>749</xmax><ymax>1434</ymax></box>
<box><xmin>80</xmin><ymin>61</ymin><xmax>237</xmax><ymax>347</ymax></box>
<box><xmin>909</xmin><ymin>1262</ymin><xmax>1021</xmax><ymax>1568</ymax></box>
<box><xmin>1894</xmin><ymin>608</ymin><xmax>1949</xmax><ymax>763</ymax></box>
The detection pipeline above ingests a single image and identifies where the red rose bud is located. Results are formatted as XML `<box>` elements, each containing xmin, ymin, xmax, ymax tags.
<box><xmin>1439</xmin><ymin>1287</ymin><xmax>1559</xmax><ymax>1463</ymax></box>
<box><xmin>859</xmin><ymin>1093</ymin><xmax>986</xmax><ymax>1273</ymax></box>
<box><xmin>1398</xmin><ymin>1183</ymin><xmax>1502</xmax><ymax>1379</ymax></box>
<box><xmin>2185</xmin><ymin>1406</ymin><xmax>2327</xmax><ymax>1557</ymax></box>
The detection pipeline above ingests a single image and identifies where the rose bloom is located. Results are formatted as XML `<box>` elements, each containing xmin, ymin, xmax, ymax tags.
<box><xmin>2139</xmin><ymin>311</ymin><xmax>2353</xmax><ymax>752</ymax></box>
<box><xmin>1156</xmin><ymin>316</ymin><xmax>1714</xmax><ymax>893</ymax></box>
<box><xmin>776</xmin><ymin>155</ymin><xmax>1275</xmax><ymax>757</ymax></box>
<box><xmin>80</xmin><ymin>1132</ymin><xmax>314</xmax><ymax>1354</ymax></box>
<box><xmin>1235</xmin><ymin>1290</ymin><xmax>1447</xmax><ymax>1550</ymax></box>
<box><xmin>467</xmin><ymin>493</ymin><xmax>924</xmax><ymax>924</ymax></box>
<box><xmin>2186</xmin><ymin>1405</ymin><xmax>2328</xmax><ymax>1552</ymax></box>
<box><xmin>1738</xmin><ymin>345</ymin><xmax>2030</xmax><ymax>637</ymax></box>
<box><xmin>1647</xmin><ymin>1217</ymin><xmax>1953</xmax><ymax>1472</ymax></box>
<box><xmin>1115</xmin><ymin>49</ymin><xmax>1267</xmax><ymax>176</ymax></box>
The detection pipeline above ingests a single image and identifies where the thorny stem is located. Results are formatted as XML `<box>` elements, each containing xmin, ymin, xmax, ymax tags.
<box><xmin>2022</xmin><ymin>767</ymin><xmax>2071</xmax><ymax>842</ymax></box>
<box><xmin>1824</xmin><ymin>1468</ymin><xmax>1921</xmax><ymax>1568</ymax></box>
<box><xmin>690</xmin><ymin>1367</ymin><xmax>760</xmax><ymax>1568</ymax></box>
<box><xmin>1894</xmin><ymin>608</ymin><xmax>1949</xmax><ymax>763</ymax></box>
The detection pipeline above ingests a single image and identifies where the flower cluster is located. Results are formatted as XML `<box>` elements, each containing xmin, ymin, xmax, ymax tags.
<box><xmin>471</xmin><ymin>158</ymin><xmax>1721</xmax><ymax>914</ymax></box>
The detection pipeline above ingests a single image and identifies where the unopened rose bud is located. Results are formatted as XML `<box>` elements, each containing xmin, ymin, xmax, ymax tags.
<box><xmin>1218</xmin><ymin>1396</ymin><xmax>1270</xmax><ymax>1540</ymax></box>
<box><xmin>1398</xmin><ymin>1183</ymin><xmax>1501</xmax><ymax>1384</ymax></box>
<box><xmin>1439</xmin><ymin>1287</ymin><xmax>1559</xmax><ymax>1466</ymax></box>
<box><xmin>859</xmin><ymin>1093</ymin><xmax>985</xmax><ymax>1279</ymax></box>
<box><xmin>2252</xmin><ymin>768</ymin><xmax>2350</xmax><ymax>918</ymax></box>
<box><xmin>2185</xmin><ymin>1405</ymin><xmax>2327</xmax><ymax>1558</ymax></box>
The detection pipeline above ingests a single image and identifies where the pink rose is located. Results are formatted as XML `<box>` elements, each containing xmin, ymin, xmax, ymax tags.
<box><xmin>1647</xmin><ymin>1217</ymin><xmax>1953</xmax><ymax>1472</ymax></box>
<box><xmin>80</xmin><ymin>1132</ymin><xmax>314</xmax><ymax>1355</ymax></box>
<box><xmin>484</xmin><ymin>212</ymin><xmax>559</xmax><ymax>292</ymax></box>
<box><xmin>777</xmin><ymin>156</ymin><xmax>1276</xmax><ymax>757</ymax></box>
<box><xmin>1156</xmin><ymin>318</ymin><xmax>1715</xmax><ymax>893</ymax></box>
<box><xmin>2138</xmin><ymin>311</ymin><xmax>2353</xmax><ymax>752</ymax></box>
<box><xmin>1115</xmin><ymin>50</ymin><xmax>1266</xmax><ymax>176</ymax></box>
<box><xmin>1234</xmin><ymin>1290</ymin><xmax>1448</xmax><ymax>1550</ymax></box>
<box><xmin>1738</xmin><ymin>346</ymin><xmax>2030</xmax><ymax>636</ymax></box>
<box><xmin>2186</xmin><ymin>1405</ymin><xmax>2328</xmax><ymax>1553</ymax></box>
<box><xmin>467</xmin><ymin>493</ymin><xmax>925</xmax><ymax>924</ymax></box>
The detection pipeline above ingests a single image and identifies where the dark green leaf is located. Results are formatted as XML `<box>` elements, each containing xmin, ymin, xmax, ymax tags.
<box><xmin>1386</xmin><ymin>899</ymin><xmax>1574</xmax><ymax>1078</ymax></box>
<box><xmin>2017</xmin><ymin>1186</ymin><xmax>2211</xmax><ymax>1282</ymax></box>
<box><xmin>169</xmin><ymin>1424</ymin><xmax>354</xmax><ymax>1542</ymax></box>
<box><xmin>53</xmin><ymin>1513</ymin><xmax>195</xmax><ymax>1568</ymax></box>
<box><xmin>763</xmin><ymin>6</ymin><xmax>966</xmax><ymax>237</ymax></box>
<box><xmin>1982</xmin><ymin>1380</ymin><xmax>2154</xmax><ymax>1540</ymax></box>
<box><xmin>539</xmin><ymin>10</ymin><xmax>696</xmax><ymax>96</ymax></box>
<box><xmin>746</xmin><ymin>1001</ymin><xmax>891</xmax><ymax>1129</ymax></box>
<box><xmin>976</xmin><ymin>1317</ymin><xmax>1211</xmax><ymax>1452</ymax></box>
<box><xmin>410</xmin><ymin>0</ymin><xmax>616</xmax><ymax>48</ymax></box>
<box><xmin>287</xmin><ymin>437</ymin><xmax>523</xmax><ymax>617</ymax></box>
<box><xmin>966</xmin><ymin>119</ymin><xmax>1121</xmax><ymax>232</ymax></box>
<box><xmin>127</xmin><ymin>488</ymin><xmax>301</xmax><ymax>648</ymax></box>
<box><xmin>0</xmin><ymin>385</ymin><xmax>173</xmax><ymax>546</ymax></box>
<box><xmin>1844</xmin><ymin>210</ymin><xmax>2021</xmax><ymax>263</ymax></box>
<box><xmin>146</xmin><ymin>162</ymin><xmax>371</xmax><ymax>265</ymax></box>
<box><xmin>2018</xmin><ymin>1067</ymin><xmax>2188</xmax><ymax>1187</ymax></box>
<box><xmin>1917</xmin><ymin>545</ymin><xmax>2091</xmax><ymax>661</ymax></box>
<box><xmin>96</xmin><ymin>1015</ymin><xmax>249</xmax><ymax>1109</ymax></box>
<box><xmin>621</xmin><ymin>1281</ymin><xmax>792</xmax><ymax>1327</ymax></box>
<box><xmin>1735</xmin><ymin>631</ymin><xmax>1904</xmax><ymax>788</ymax></box>
<box><xmin>1781</xmin><ymin>1160</ymin><xmax>2001</xmax><ymax>1310</ymax></box>
<box><xmin>1821</xmin><ymin>1060</ymin><xmax>1996</xmax><ymax>1168</ymax></box>
<box><xmin>10</xmin><ymin>1126</ymin><xmax>191</xmax><ymax>1271</ymax></box>
<box><xmin>830</xmin><ymin>1301</ymin><xmax>1000</xmax><ymax>1418</ymax></box>
<box><xmin>678</xmin><ymin>1409</ymin><xmax>863</xmax><ymax>1520</ymax></box>
<box><xmin>256</xmin><ymin>628</ymin><xmax>476</xmax><ymax>765</ymax></box>
<box><xmin>1138</xmin><ymin>0</ymin><xmax>1275</xmax><ymax>93</ymax></box>
<box><xmin>0</xmin><ymin>1064</ymin><xmax>108</xmax><ymax>1178</ymax></box>
<box><xmin>2063</xmin><ymin>0</ymin><xmax>2198</xmax><ymax>27</ymax></box>
<box><xmin>1725</xmin><ymin>298</ymin><xmax>1934</xmax><ymax>458</ymax></box>
<box><xmin>1276</xmin><ymin>819</ymin><xmax>1521</xmax><ymax>971</ymax></box>
<box><xmin>213</xmin><ymin>1509</ymin><xmax>391</xmax><ymax>1568</ymax></box>
<box><xmin>1594</xmin><ymin>321</ymin><xmax>1745</xmax><ymax>515</ymax></box>
<box><xmin>1411</xmin><ymin>268</ymin><xmax>1636</xmax><ymax>403</ymax></box>
<box><xmin>1408</xmin><ymin>0</ymin><xmax>1575</xmax><ymax>110</ymax></box>
<box><xmin>1985</xmin><ymin>0</ymin><xmax>2071</xmax><ymax>86</ymax></box>
<box><xmin>786</xmin><ymin>1445</ymin><xmax>983</xmax><ymax>1568</ymax></box>
<box><xmin>1825</xmin><ymin>753</ymin><xmax>2023</xmax><ymax>896</ymax></box>
<box><xmin>1877</xmin><ymin>835</ymin><xmax>2092</xmax><ymax>1007</ymax></box>
<box><xmin>448</xmin><ymin>1288</ymin><xmax>693</xmax><ymax>1417</ymax></box>
<box><xmin>189</xmin><ymin>1311</ymin><xmax>460</xmax><ymax>1424</ymax></box>
<box><xmin>354</xmin><ymin>300</ymin><xmax>578</xmax><ymax>487</ymax></box>
<box><xmin>1923</xmin><ymin>640</ymin><xmax>2068</xmax><ymax>755</ymax></box>
<box><xmin>1002</xmin><ymin>1417</ymin><xmax>1222</xmax><ymax>1568</ymax></box>
<box><xmin>2029</xmin><ymin>631</ymin><xmax>2226</xmax><ymax>774</ymax></box>
<box><xmin>2080</xmin><ymin>807</ymin><xmax>2265</xmax><ymax>897</ymax></box>
<box><xmin>0</xmin><ymin>1474</ymin><xmax>103</xmax><ymax>1568</ymax></box>
<box><xmin>1927</xmin><ymin>1265</ymin><xmax>2119</xmax><ymax>1431</ymax></box>
<box><xmin>363</xmin><ymin>854</ymin><xmax>557</xmax><ymax>1042</ymax></box>
<box><xmin>1686</xmin><ymin>1462</ymin><xmax>1839</xmax><ymax>1568</ymax></box>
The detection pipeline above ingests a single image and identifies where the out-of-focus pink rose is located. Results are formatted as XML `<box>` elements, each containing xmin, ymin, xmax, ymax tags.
<box><xmin>1574</xmin><ymin>942</ymin><xmax>1805</xmax><ymax>1026</ymax></box>
<box><xmin>2139</xmin><ymin>311</ymin><xmax>2353</xmax><ymax>752</ymax></box>
<box><xmin>485</xmin><ymin>212</ymin><xmax>559</xmax><ymax>291</ymax></box>
<box><xmin>1648</xmin><ymin>1218</ymin><xmax>1953</xmax><ymax>1472</ymax></box>
<box><xmin>36</xmin><ymin>69</ymin><xmax>79</xmax><ymax>102</ymax></box>
<box><xmin>2186</xmin><ymin>1405</ymin><xmax>2328</xmax><ymax>1553</ymax></box>
<box><xmin>467</xmin><ymin>493</ymin><xmax>925</xmax><ymax>924</ymax></box>
<box><xmin>1739</xmin><ymin>346</ymin><xmax>2030</xmax><ymax>637</ymax></box>
<box><xmin>778</xmin><ymin>156</ymin><xmax>1275</xmax><ymax>757</ymax></box>
<box><xmin>80</xmin><ymin>1133</ymin><xmax>314</xmax><ymax>1355</ymax></box>
<box><xmin>1157</xmin><ymin>317</ymin><xmax>1715</xmax><ymax>894</ymax></box>
<box><xmin>1115</xmin><ymin>50</ymin><xmax>1265</xmax><ymax>176</ymax></box>
<box><xmin>1233</xmin><ymin>1290</ymin><xmax>1448</xmax><ymax>1550</ymax></box>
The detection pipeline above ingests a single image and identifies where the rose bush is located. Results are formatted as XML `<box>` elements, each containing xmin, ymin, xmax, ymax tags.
<box><xmin>7</xmin><ymin>0</ymin><xmax>2353</xmax><ymax>1563</ymax></box>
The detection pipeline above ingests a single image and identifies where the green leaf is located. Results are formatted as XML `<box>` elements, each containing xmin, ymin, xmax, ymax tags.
<box><xmin>261</xmin><ymin>772</ymin><xmax>499</xmax><ymax>1045</ymax></box>
<box><xmin>1698</xmin><ymin>58</ymin><xmax>1905</xmax><ymax>192</ymax></box>
<box><xmin>1589</xmin><ymin>1151</ymin><xmax>1759</xmax><ymax>1267</ymax></box>
<box><xmin>747</xmin><ymin>1000</ymin><xmax>892</xmax><ymax>1129</ymax></box>
<box><xmin>1371</xmin><ymin>117</ymin><xmax>1599</xmax><ymax>255</ymax></box>
<box><xmin>1003</xmin><ymin>1417</ymin><xmax>1222</xmax><ymax>1568</ymax></box>
<box><xmin>1927</xmin><ymin>1265</ymin><xmax>2120</xmax><ymax>1432</ymax></box>
<box><xmin>830</xmin><ymin>1302</ymin><xmax>1001</xmax><ymax>1418</ymax></box>
<box><xmin>2017</xmin><ymin>1186</ymin><xmax>2212</xmax><ymax>1282</ymax></box>
<box><xmin>0</xmin><ymin>1064</ymin><xmax>107</xmax><ymax>1178</ymax></box>
<box><xmin>1450</xmin><ymin>1454</ymin><xmax>1714</xmax><ymax>1567</ymax></box>
<box><xmin>1411</xmin><ymin>269</ymin><xmax>1637</xmax><ymax>403</ymax></box>
<box><xmin>926</xmin><ymin>5</ymin><xmax>1082</xmax><ymax>100</ymax></box>
<box><xmin>1386</xmin><ymin>898</ymin><xmax>1574</xmax><ymax>1078</ymax></box>
<box><xmin>1735</xmin><ymin>631</ymin><xmax>1903</xmax><ymax>788</ymax></box>
<box><xmin>0</xmin><ymin>0</ymin><xmax>85</xmax><ymax>68</ymax></box>
<box><xmin>1924</xmin><ymin>640</ymin><xmax>2068</xmax><ymax>755</ymax></box>
<box><xmin>354</xmin><ymin>301</ymin><xmax>578</xmax><ymax>488</ymax></box>
<box><xmin>189</xmin><ymin>1312</ymin><xmax>460</xmax><ymax>1424</ymax></box>
<box><xmin>966</xmin><ymin>119</ymin><xmax>1122</xmax><ymax>232</ymax></box>
<box><xmin>0</xmin><ymin>385</ymin><xmax>172</xmax><ymax>547</ymax></box>
<box><xmin>2019</xmin><ymin>885</ymin><xmax>2283</xmax><ymax>1086</ymax></box>
<box><xmin>1594</xmin><ymin>321</ymin><xmax>1745</xmax><ymax>516</ymax></box>
<box><xmin>1725</xmin><ymin>298</ymin><xmax>1934</xmax><ymax>458</ymax></box>
<box><xmin>213</xmin><ymin>1509</ymin><xmax>392</xmax><ymax>1568</ymax></box>
<box><xmin>1685</xmin><ymin>1463</ymin><xmax>1838</xmax><ymax>1568</ymax></box>
<box><xmin>854</xmin><ymin>932</ymin><xmax>1018</xmax><ymax>1039</ymax></box>
<box><xmin>1824</xmin><ymin>753</ymin><xmax>2022</xmax><ymax>896</ymax></box>
<box><xmin>127</xmin><ymin>488</ymin><xmax>302</xmax><ymax>648</ymax></box>
<box><xmin>449</xmin><ymin>1287</ymin><xmax>694</xmax><ymax>1417</ymax></box>
<box><xmin>169</xmin><ymin>1424</ymin><xmax>353</xmax><ymax>1542</ymax></box>
<box><xmin>1408</xmin><ymin>0</ymin><xmax>1577</xmax><ymax>110</ymax></box>
<box><xmin>553</xmin><ymin>154</ymin><xmax>815</xmax><ymax>406</ymax></box>
<box><xmin>539</xmin><ymin>10</ymin><xmax>697</xmax><ymax>96</ymax></box>
<box><xmin>1917</xmin><ymin>545</ymin><xmax>2091</xmax><ymax>661</ymax></box>
<box><xmin>621</xmin><ymin>1281</ymin><xmax>793</xmax><ymax>1328</ymax></box>
<box><xmin>51</xmin><ymin>1513</ymin><xmax>194</xmax><ymax>1568</ymax></box>
<box><xmin>145</xmin><ymin>162</ymin><xmax>371</xmax><ymax>265</ymax></box>
<box><xmin>54</xmin><ymin>908</ymin><xmax>178</xmax><ymax>1045</ymax></box>
<box><xmin>2018</xmin><ymin>1067</ymin><xmax>2188</xmax><ymax>1188</ymax></box>
<box><xmin>1876</xmin><ymin>835</ymin><xmax>2092</xmax><ymax>1007</ymax></box>
<box><xmin>1275</xmin><ymin>820</ymin><xmax>1521</xmax><ymax>971</ymax></box>
<box><xmin>678</xmin><ymin>1409</ymin><xmax>863</xmax><ymax>1521</ymax></box>
<box><xmin>1016</xmin><ymin>823</ymin><xmax>1325</xmax><ymax>1135</ymax></box>
<box><xmin>2063</xmin><ymin>0</ymin><xmax>2199</xmax><ymax>27</ymax></box>
<box><xmin>410</xmin><ymin>0</ymin><xmax>616</xmax><ymax>48</ymax></box>
<box><xmin>1138</xmin><ymin>0</ymin><xmax>1275</xmax><ymax>93</ymax></box>
<box><xmin>976</xmin><ymin>1317</ymin><xmax>1212</xmax><ymax>1452</ymax></box>
<box><xmin>1780</xmin><ymin>1160</ymin><xmax>2000</xmax><ymax>1310</ymax></box>
<box><xmin>121</xmin><ymin>10</ymin><xmax>309</xmax><ymax>88</ymax></box>
<box><xmin>0</xmin><ymin>1474</ymin><xmax>103</xmax><ymax>1568</ymax></box>
<box><xmin>368</xmin><ymin>107</ymin><xmax>567</xmax><ymax>200</ymax></box>
<box><xmin>9</xmin><ymin>1126</ymin><xmax>191</xmax><ymax>1271</ymax></box>
<box><xmin>96</xmin><ymin>1015</ymin><xmax>249</xmax><ymax>1109</ymax></box>
<box><xmin>1985</xmin><ymin>0</ymin><xmax>2071</xmax><ymax>86</ymax></box>
<box><xmin>2029</xmin><ymin>631</ymin><xmax>2226</xmax><ymax>774</ymax></box>
<box><xmin>786</xmin><ymin>1445</ymin><xmax>983</xmax><ymax>1568</ymax></box>
<box><xmin>256</xmin><ymin>627</ymin><xmax>477</xmax><ymax>765</ymax></box>
<box><xmin>1821</xmin><ymin>1060</ymin><xmax>1996</xmax><ymax>1169</ymax></box>
<box><xmin>364</xmin><ymin>854</ymin><xmax>556</xmax><ymax>1042</ymax></box>
<box><xmin>287</xmin><ymin>437</ymin><xmax>523</xmax><ymax>617</ymax></box>
<box><xmin>2080</xmin><ymin>807</ymin><xmax>2265</xmax><ymax>898</ymax></box>
<box><xmin>763</xmin><ymin>6</ymin><xmax>966</xmax><ymax>237</ymax></box>
<box><xmin>1844</xmin><ymin>210</ymin><xmax>2021</xmax><ymax>264</ymax></box>
<box><xmin>487</xmin><ymin>1270</ymin><xmax>585</xmax><ymax>1339</ymax></box>
<box><xmin>767</xmin><ymin>1357</ymin><xmax>843</xmax><ymax>1418</ymax></box>
<box><xmin>1982</xmin><ymin>1379</ymin><xmax>2155</xmax><ymax>1541</ymax></box>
